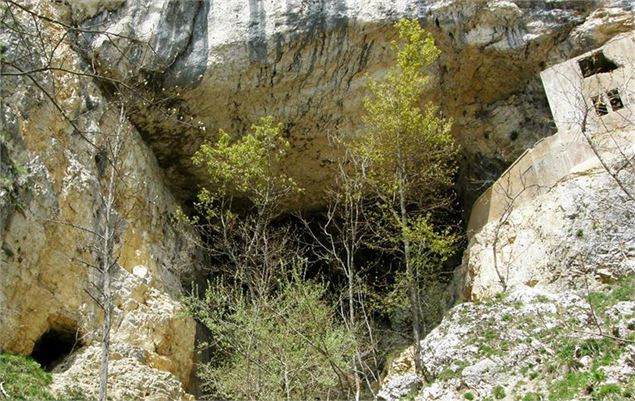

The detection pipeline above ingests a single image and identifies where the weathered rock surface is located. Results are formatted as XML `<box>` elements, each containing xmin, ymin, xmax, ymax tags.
<box><xmin>380</xmin><ymin>279</ymin><xmax>635</xmax><ymax>401</ymax></box>
<box><xmin>2</xmin><ymin>0</ymin><xmax>634</xmax><ymax>399</ymax></box>
<box><xmin>70</xmin><ymin>0</ymin><xmax>634</xmax><ymax>208</ymax></box>
<box><xmin>0</xmin><ymin>3</ymin><xmax>199</xmax><ymax>399</ymax></box>
<box><xmin>381</xmin><ymin>126</ymin><xmax>635</xmax><ymax>399</ymax></box>
<box><xmin>457</xmin><ymin>155</ymin><xmax>635</xmax><ymax>301</ymax></box>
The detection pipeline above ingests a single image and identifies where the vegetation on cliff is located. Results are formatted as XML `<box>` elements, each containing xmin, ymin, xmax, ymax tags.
<box><xmin>183</xmin><ymin>19</ymin><xmax>459</xmax><ymax>400</ymax></box>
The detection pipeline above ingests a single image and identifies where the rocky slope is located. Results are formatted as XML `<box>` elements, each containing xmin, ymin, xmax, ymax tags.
<box><xmin>380</xmin><ymin>277</ymin><xmax>635</xmax><ymax>401</ymax></box>
<box><xmin>379</xmin><ymin>138</ymin><xmax>635</xmax><ymax>400</ymax></box>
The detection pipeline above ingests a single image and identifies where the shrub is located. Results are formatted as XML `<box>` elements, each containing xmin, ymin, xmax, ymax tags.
<box><xmin>187</xmin><ymin>266</ymin><xmax>356</xmax><ymax>401</ymax></box>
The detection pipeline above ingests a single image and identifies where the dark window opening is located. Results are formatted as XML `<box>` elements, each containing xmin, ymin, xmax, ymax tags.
<box><xmin>31</xmin><ymin>328</ymin><xmax>80</xmax><ymax>371</ymax></box>
<box><xmin>592</xmin><ymin>95</ymin><xmax>608</xmax><ymax>116</ymax></box>
<box><xmin>578</xmin><ymin>51</ymin><xmax>619</xmax><ymax>78</ymax></box>
<box><xmin>607</xmin><ymin>89</ymin><xmax>624</xmax><ymax>111</ymax></box>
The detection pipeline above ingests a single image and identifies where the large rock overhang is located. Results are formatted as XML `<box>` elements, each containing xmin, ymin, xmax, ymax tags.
<box><xmin>73</xmin><ymin>0</ymin><xmax>634</xmax><ymax>211</ymax></box>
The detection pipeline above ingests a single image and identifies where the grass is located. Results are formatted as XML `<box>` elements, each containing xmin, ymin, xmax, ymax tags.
<box><xmin>492</xmin><ymin>385</ymin><xmax>505</xmax><ymax>399</ymax></box>
<box><xmin>588</xmin><ymin>275</ymin><xmax>635</xmax><ymax>315</ymax></box>
<box><xmin>593</xmin><ymin>383</ymin><xmax>622</xmax><ymax>400</ymax></box>
<box><xmin>544</xmin><ymin>276</ymin><xmax>635</xmax><ymax>400</ymax></box>
<box><xmin>548</xmin><ymin>371</ymin><xmax>592</xmax><ymax>400</ymax></box>
<box><xmin>522</xmin><ymin>392</ymin><xmax>544</xmax><ymax>401</ymax></box>
<box><xmin>0</xmin><ymin>353</ymin><xmax>55</xmax><ymax>400</ymax></box>
<box><xmin>423</xmin><ymin>275</ymin><xmax>635</xmax><ymax>401</ymax></box>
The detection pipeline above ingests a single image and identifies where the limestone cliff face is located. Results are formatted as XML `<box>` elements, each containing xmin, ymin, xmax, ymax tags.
<box><xmin>0</xmin><ymin>3</ymin><xmax>198</xmax><ymax>399</ymax></box>
<box><xmin>1</xmin><ymin>0</ymin><xmax>634</xmax><ymax>399</ymax></box>
<box><xmin>70</xmin><ymin>0</ymin><xmax>633</xmax><ymax>208</ymax></box>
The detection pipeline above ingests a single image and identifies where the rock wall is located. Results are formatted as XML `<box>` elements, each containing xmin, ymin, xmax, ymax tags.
<box><xmin>0</xmin><ymin>3</ymin><xmax>199</xmax><ymax>399</ymax></box>
<box><xmin>1</xmin><ymin>0</ymin><xmax>634</xmax><ymax>399</ymax></box>
<box><xmin>458</xmin><ymin>29</ymin><xmax>635</xmax><ymax>301</ymax></box>
<box><xmin>66</xmin><ymin>0</ymin><xmax>633</xmax><ymax>209</ymax></box>
<box><xmin>457</xmin><ymin>158</ymin><xmax>635</xmax><ymax>301</ymax></box>
<box><xmin>379</xmin><ymin>157</ymin><xmax>635</xmax><ymax>399</ymax></box>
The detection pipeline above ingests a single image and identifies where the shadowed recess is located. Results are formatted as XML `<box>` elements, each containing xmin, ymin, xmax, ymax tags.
<box><xmin>31</xmin><ymin>328</ymin><xmax>80</xmax><ymax>371</ymax></box>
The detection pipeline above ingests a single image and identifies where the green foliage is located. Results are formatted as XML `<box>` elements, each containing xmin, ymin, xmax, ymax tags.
<box><xmin>192</xmin><ymin>115</ymin><xmax>298</xmax><ymax>208</ymax></box>
<box><xmin>0</xmin><ymin>353</ymin><xmax>54</xmax><ymax>400</ymax></box>
<box><xmin>0</xmin><ymin>131</ymin><xmax>28</xmax><ymax>202</ymax></box>
<box><xmin>593</xmin><ymin>383</ymin><xmax>622</xmax><ymax>400</ymax></box>
<box><xmin>187</xmin><ymin>264</ymin><xmax>356</xmax><ymax>401</ymax></box>
<box><xmin>404</xmin><ymin>214</ymin><xmax>458</xmax><ymax>265</ymax></box>
<box><xmin>358</xmin><ymin>18</ymin><xmax>458</xmax><ymax>357</ymax></box>
<box><xmin>185</xmin><ymin>115</ymin><xmax>303</xmax><ymax>296</ymax></box>
<box><xmin>588</xmin><ymin>275</ymin><xmax>635</xmax><ymax>314</ymax></box>
<box><xmin>492</xmin><ymin>385</ymin><xmax>505</xmax><ymax>399</ymax></box>
<box><xmin>556</xmin><ymin>339</ymin><xmax>576</xmax><ymax>365</ymax></box>
<box><xmin>361</xmin><ymin>19</ymin><xmax>457</xmax><ymax>207</ymax></box>
<box><xmin>547</xmin><ymin>361</ymin><xmax>627</xmax><ymax>401</ymax></box>
<box><xmin>579</xmin><ymin>338</ymin><xmax>623</xmax><ymax>366</ymax></box>
<box><xmin>464</xmin><ymin>391</ymin><xmax>475</xmax><ymax>400</ymax></box>
<box><xmin>548</xmin><ymin>371</ymin><xmax>593</xmax><ymax>400</ymax></box>
<box><xmin>522</xmin><ymin>392</ymin><xmax>544</xmax><ymax>401</ymax></box>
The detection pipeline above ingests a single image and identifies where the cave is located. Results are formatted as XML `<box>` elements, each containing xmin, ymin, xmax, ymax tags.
<box><xmin>31</xmin><ymin>328</ymin><xmax>80</xmax><ymax>371</ymax></box>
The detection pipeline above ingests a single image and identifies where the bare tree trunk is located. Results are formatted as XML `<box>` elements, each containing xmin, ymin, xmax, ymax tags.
<box><xmin>348</xmin><ymin>267</ymin><xmax>361</xmax><ymax>401</ymax></box>
<box><xmin>397</xmin><ymin>173</ymin><xmax>422</xmax><ymax>375</ymax></box>
<box><xmin>98</xmin><ymin>105</ymin><xmax>124</xmax><ymax>401</ymax></box>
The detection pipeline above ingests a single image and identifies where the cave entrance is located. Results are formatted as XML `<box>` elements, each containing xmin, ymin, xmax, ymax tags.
<box><xmin>31</xmin><ymin>327</ymin><xmax>80</xmax><ymax>371</ymax></box>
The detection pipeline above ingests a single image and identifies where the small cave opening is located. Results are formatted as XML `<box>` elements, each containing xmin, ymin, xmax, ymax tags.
<box><xmin>31</xmin><ymin>327</ymin><xmax>81</xmax><ymax>371</ymax></box>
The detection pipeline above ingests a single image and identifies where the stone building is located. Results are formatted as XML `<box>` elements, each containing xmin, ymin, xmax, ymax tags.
<box><xmin>467</xmin><ymin>31</ymin><xmax>635</xmax><ymax>238</ymax></box>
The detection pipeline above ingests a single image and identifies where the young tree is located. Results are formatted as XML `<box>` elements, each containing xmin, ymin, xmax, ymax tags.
<box><xmin>186</xmin><ymin>115</ymin><xmax>300</xmax><ymax>298</ymax></box>
<box><xmin>184</xmin><ymin>117</ymin><xmax>361</xmax><ymax>400</ymax></box>
<box><xmin>359</xmin><ymin>18</ymin><xmax>459</xmax><ymax>375</ymax></box>
<box><xmin>300</xmin><ymin>138</ymin><xmax>383</xmax><ymax>400</ymax></box>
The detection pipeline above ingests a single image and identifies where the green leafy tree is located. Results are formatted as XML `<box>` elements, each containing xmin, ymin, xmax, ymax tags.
<box><xmin>186</xmin><ymin>263</ymin><xmax>356</xmax><ymax>401</ymax></box>
<box><xmin>360</xmin><ymin>18</ymin><xmax>459</xmax><ymax>375</ymax></box>
<box><xmin>191</xmin><ymin>115</ymin><xmax>296</xmax><ymax>208</ymax></box>
<box><xmin>185</xmin><ymin>116</ymin><xmax>299</xmax><ymax>297</ymax></box>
